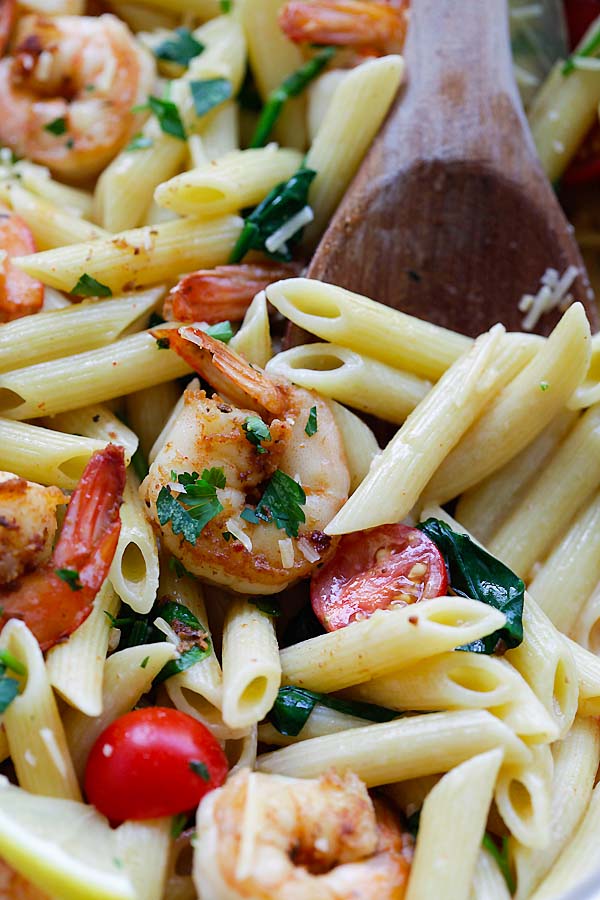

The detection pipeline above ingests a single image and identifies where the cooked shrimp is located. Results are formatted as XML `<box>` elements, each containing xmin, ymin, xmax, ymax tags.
<box><xmin>0</xmin><ymin>206</ymin><xmax>44</xmax><ymax>322</ymax></box>
<box><xmin>279</xmin><ymin>0</ymin><xmax>409</xmax><ymax>53</ymax></box>
<box><xmin>0</xmin><ymin>445</ymin><xmax>125</xmax><ymax>651</ymax></box>
<box><xmin>163</xmin><ymin>262</ymin><xmax>301</xmax><ymax>325</ymax></box>
<box><xmin>194</xmin><ymin>768</ymin><xmax>412</xmax><ymax>900</ymax></box>
<box><xmin>141</xmin><ymin>327</ymin><xmax>350</xmax><ymax>595</ymax></box>
<box><xmin>0</xmin><ymin>472</ymin><xmax>65</xmax><ymax>585</ymax></box>
<box><xmin>0</xmin><ymin>0</ymin><xmax>15</xmax><ymax>58</ymax></box>
<box><xmin>0</xmin><ymin>14</ymin><xmax>155</xmax><ymax>180</ymax></box>
<box><xmin>0</xmin><ymin>859</ymin><xmax>49</xmax><ymax>900</ymax></box>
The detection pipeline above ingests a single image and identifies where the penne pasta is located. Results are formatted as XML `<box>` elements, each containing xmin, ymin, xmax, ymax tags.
<box><xmin>46</xmin><ymin>404</ymin><xmax>139</xmax><ymax>462</ymax></box>
<box><xmin>109</xmin><ymin>470</ymin><xmax>160</xmax><ymax>615</ymax></box>
<box><xmin>328</xmin><ymin>400</ymin><xmax>380</xmax><ymax>495</ymax></box>
<box><xmin>116</xmin><ymin>818</ymin><xmax>171</xmax><ymax>900</ymax></box>
<box><xmin>229</xmin><ymin>290</ymin><xmax>272</xmax><ymax>368</ymax></box>
<box><xmin>494</xmin><ymin>744</ymin><xmax>553</xmax><ymax>849</ymax></box>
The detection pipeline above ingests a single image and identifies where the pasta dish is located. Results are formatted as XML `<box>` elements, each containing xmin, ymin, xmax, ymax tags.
<box><xmin>0</xmin><ymin>1</ymin><xmax>599</xmax><ymax>899</ymax></box>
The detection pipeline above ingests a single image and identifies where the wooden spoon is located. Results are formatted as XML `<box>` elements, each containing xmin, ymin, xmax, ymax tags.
<box><xmin>302</xmin><ymin>0</ymin><xmax>597</xmax><ymax>338</ymax></box>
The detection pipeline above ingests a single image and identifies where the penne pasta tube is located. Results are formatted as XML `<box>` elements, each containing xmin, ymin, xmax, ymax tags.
<box><xmin>266</xmin><ymin>342</ymin><xmax>431</xmax><ymax>425</ymax></box>
<box><xmin>455</xmin><ymin>409</ymin><xmax>577</xmax><ymax>543</ymax></box>
<box><xmin>470</xmin><ymin>848</ymin><xmax>511</xmax><ymax>900</ymax></box>
<box><xmin>257</xmin><ymin>705</ymin><xmax>371</xmax><ymax>748</ymax></box>
<box><xmin>511</xmin><ymin>716</ymin><xmax>600</xmax><ymax>900</ymax></box>
<box><xmin>304</xmin><ymin>55</ymin><xmax>404</xmax><ymax>244</ymax></box>
<box><xmin>564</xmin><ymin>636</ymin><xmax>600</xmax><ymax>717</ymax></box>
<box><xmin>0</xmin><ymin>621</ymin><xmax>81</xmax><ymax>801</ymax></box>
<box><xmin>46</xmin><ymin>404</ymin><xmax>139</xmax><ymax>462</ymax></box>
<box><xmin>125</xmin><ymin>381</ymin><xmax>181</xmax><ymax>460</ymax></box>
<box><xmin>326</xmin><ymin>326</ymin><xmax>532</xmax><ymax>534</ymax></box>
<box><xmin>0</xmin><ymin>418</ymin><xmax>107</xmax><ymax>489</ymax></box>
<box><xmin>13</xmin><ymin>215</ymin><xmax>243</xmax><ymax>295</ymax></box>
<box><xmin>149</xmin><ymin>378</ymin><xmax>194</xmax><ymax>465</ymax></box>
<box><xmin>494</xmin><ymin>744</ymin><xmax>553</xmax><ymax>849</ymax></box>
<box><xmin>109</xmin><ymin>0</ymin><xmax>178</xmax><ymax>31</ymax></box>
<box><xmin>64</xmin><ymin>642</ymin><xmax>176</xmax><ymax>779</ymax></box>
<box><xmin>266</xmin><ymin>277</ymin><xmax>474</xmax><ymax>381</ymax></box>
<box><xmin>279</xmin><ymin>596</ymin><xmax>506</xmax><ymax>693</ymax></box>
<box><xmin>488</xmin><ymin>403</ymin><xmax>600</xmax><ymax>578</ymax></box>
<box><xmin>193</xmin><ymin>101</ymin><xmax>240</xmax><ymax>162</ymax></box>
<box><xmin>0</xmin><ymin>288</ymin><xmax>163</xmax><ymax>374</ymax></box>
<box><xmin>572</xmin><ymin>581</ymin><xmax>600</xmax><ymax>653</ymax></box>
<box><xmin>226</xmin><ymin>725</ymin><xmax>258</xmax><ymax>777</ymax></box>
<box><xmin>221</xmin><ymin>598</ymin><xmax>281</xmax><ymax>731</ymax></box>
<box><xmin>405</xmin><ymin>750</ymin><xmax>503</xmax><ymax>900</ymax></box>
<box><xmin>569</xmin><ymin>331</ymin><xmax>600</xmax><ymax>409</ymax></box>
<box><xmin>382</xmin><ymin>775</ymin><xmax>441</xmax><ymax>818</ymax></box>
<box><xmin>0</xmin><ymin>180</ymin><xmax>108</xmax><ymax>250</ymax></box>
<box><xmin>528</xmin><ymin>781</ymin><xmax>600</xmax><ymax>900</ymax></box>
<box><xmin>342</xmin><ymin>652</ymin><xmax>559</xmax><ymax>744</ymax></box>
<box><xmin>256</xmin><ymin>710</ymin><xmax>531</xmax><ymax>784</ymax></box>
<box><xmin>41</xmin><ymin>287</ymin><xmax>71</xmax><ymax>311</ymax></box>
<box><xmin>11</xmin><ymin>159</ymin><xmax>93</xmax><ymax>217</ymax></box>
<box><xmin>109</xmin><ymin>471</ymin><xmax>160</xmax><ymax>615</ymax></box>
<box><xmin>328</xmin><ymin>400</ymin><xmax>380</xmax><ymax>495</ymax></box>
<box><xmin>424</xmin><ymin>302</ymin><xmax>592</xmax><ymax>505</ymax></box>
<box><xmin>0</xmin><ymin>331</ymin><xmax>191</xmax><ymax>420</ymax></box>
<box><xmin>229</xmin><ymin>290</ymin><xmax>272</xmax><ymax>368</ymax></box>
<box><xmin>46</xmin><ymin>580</ymin><xmax>120</xmax><ymax>717</ymax></box>
<box><xmin>307</xmin><ymin>69</ymin><xmax>349</xmax><ymax>142</ymax></box>
<box><xmin>116</xmin><ymin>818</ymin><xmax>171</xmax><ymax>900</ymax></box>
<box><xmin>238</xmin><ymin>0</ymin><xmax>307</xmax><ymax>149</ymax></box>
<box><xmin>155</xmin><ymin>146</ymin><xmax>303</xmax><ymax>217</ymax></box>
<box><xmin>528</xmin><ymin>488</ymin><xmax>600</xmax><ymax>633</ymax></box>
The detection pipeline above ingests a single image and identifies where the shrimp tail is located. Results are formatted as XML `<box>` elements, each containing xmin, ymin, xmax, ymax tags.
<box><xmin>279</xmin><ymin>0</ymin><xmax>408</xmax><ymax>51</ymax></box>
<box><xmin>0</xmin><ymin>444</ymin><xmax>125</xmax><ymax>650</ymax></box>
<box><xmin>153</xmin><ymin>326</ymin><xmax>288</xmax><ymax>416</ymax></box>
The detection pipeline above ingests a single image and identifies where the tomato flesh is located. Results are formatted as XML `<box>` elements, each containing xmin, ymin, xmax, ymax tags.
<box><xmin>84</xmin><ymin>708</ymin><xmax>228</xmax><ymax>822</ymax></box>
<box><xmin>311</xmin><ymin>524</ymin><xmax>448</xmax><ymax>631</ymax></box>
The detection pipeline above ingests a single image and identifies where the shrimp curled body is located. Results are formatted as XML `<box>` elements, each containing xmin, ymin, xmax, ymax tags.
<box><xmin>194</xmin><ymin>768</ymin><xmax>412</xmax><ymax>900</ymax></box>
<box><xmin>141</xmin><ymin>328</ymin><xmax>350</xmax><ymax>595</ymax></box>
<box><xmin>0</xmin><ymin>14</ymin><xmax>155</xmax><ymax>180</ymax></box>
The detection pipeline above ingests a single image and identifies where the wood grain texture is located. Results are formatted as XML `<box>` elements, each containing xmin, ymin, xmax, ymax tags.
<box><xmin>303</xmin><ymin>0</ymin><xmax>597</xmax><ymax>338</ymax></box>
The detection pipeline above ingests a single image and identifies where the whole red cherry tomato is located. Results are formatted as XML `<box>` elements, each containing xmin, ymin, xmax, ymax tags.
<box><xmin>84</xmin><ymin>708</ymin><xmax>228</xmax><ymax>822</ymax></box>
<box><xmin>311</xmin><ymin>524</ymin><xmax>448</xmax><ymax>631</ymax></box>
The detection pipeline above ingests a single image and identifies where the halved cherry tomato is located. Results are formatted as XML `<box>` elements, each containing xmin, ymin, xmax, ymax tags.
<box><xmin>563</xmin><ymin>0</ymin><xmax>600</xmax><ymax>48</ymax></box>
<box><xmin>311</xmin><ymin>524</ymin><xmax>448</xmax><ymax>631</ymax></box>
<box><xmin>563</xmin><ymin>122</ymin><xmax>600</xmax><ymax>185</ymax></box>
<box><xmin>0</xmin><ymin>207</ymin><xmax>44</xmax><ymax>322</ymax></box>
<box><xmin>84</xmin><ymin>708</ymin><xmax>228</xmax><ymax>822</ymax></box>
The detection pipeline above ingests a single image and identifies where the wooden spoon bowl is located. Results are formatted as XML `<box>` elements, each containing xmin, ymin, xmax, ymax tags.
<box><xmin>304</xmin><ymin>0</ymin><xmax>597</xmax><ymax>337</ymax></box>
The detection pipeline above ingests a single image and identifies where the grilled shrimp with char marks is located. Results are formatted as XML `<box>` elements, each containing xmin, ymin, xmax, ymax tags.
<box><xmin>194</xmin><ymin>768</ymin><xmax>412</xmax><ymax>900</ymax></box>
<box><xmin>0</xmin><ymin>13</ymin><xmax>155</xmax><ymax>180</ymax></box>
<box><xmin>141</xmin><ymin>327</ymin><xmax>350</xmax><ymax>595</ymax></box>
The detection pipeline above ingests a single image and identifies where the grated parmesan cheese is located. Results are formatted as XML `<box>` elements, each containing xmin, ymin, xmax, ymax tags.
<box><xmin>518</xmin><ymin>266</ymin><xmax>579</xmax><ymax>331</ymax></box>
<box><xmin>297</xmin><ymin>536</ymin><xmax>320</xmax><ymax>563</ymax></box>
<box><xmin>35</xmin><ymin>50</ymin><xmax>54</xmax><ymax>82</ymax></box>
<box><xmin>278</xmin><ymin>538</ymin><xmax>295</xmax><ymax>568</ymax></box>
<box><xmin>226</xmin><ymin>517</ymin><xmax>253</xmax><ymax>552</ymax></box>
<box><xmin>154</xmin><ymin>616</ymin><xmax>180</xmax><ymax>647</ymax></box>
<box><xmin>264</xmin><ymin>205</ymin><xmax>314</xmax><ymax>255</ymax></box>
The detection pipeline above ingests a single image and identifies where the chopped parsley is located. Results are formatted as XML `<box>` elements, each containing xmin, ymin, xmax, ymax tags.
<box><xmin>125</xmin><ymin>133</ymin><xmax>153</xmax><ymax>152</ymax></box>
<box><xmin>562</xmin><ymin>20</ymin><xmax>600</xmax><ymax>75</ymax></box>
<box><xmin>168</xmin><ymin>556</ymin><xmax>196</xmax><ymax>579</ymax></box>
<box><xmin>71</xmin><ymin>274</ymin><xmax>112</xmax><ymax>298</ymax></box>
<box><xmin>0</xmin><ymin>649</ymin><xmax>26</xmax><ymax>675</ymax></box>
<box><xmin>171</xmin><ymin>813</ymin><xmax>188</xmax><ymax>838</ymax></box>
<box><xmin>269</xmin><ymin>686</ymin><xmax>398</xmax><ymax>736</ymax></box>
<box><xmin>305</xmin><ymin>406</ymin><xmax>318</xmax><ymax>436</ymax></box>
<box><xmin>205</xmin><ymin>320</ymin><xmax>234</xmax><ymax>343</ymax></box>
<box><xmin>140</xmin><ymin>656</ymin><xmax>149</xmax><ymax>669</ymax></box>
<box><xmin>155</xmin><ymin>27</ymin><xmax>204</xmax><ymax>66</ymax></box>
<box><xmin>220</xmin><ymin>0</ymin><xmax>232</xmax><ymax>10</ymax></box>
<box><xmin>157</xmin><ymin>468</ymin><xmax>225</xmax><ymax>545</ymax></box>
<box><xmin>44</xmin><ymin>117</ymin><xmax>67</xmax><ymax>136</ymax></box>
<box><xmin>153</xmin><ymin>600</ymin><xmax>212</xmax><ymax>684</ymax></box>
<box><xmin>189</xmin><ymin>760</ymin><xmax>210</xmax><ymax>781</ymax></box>
<box><xmin>482</xmin><ymin>834</ymin><xmax>514</xmax><ymax>894</ymax></box>
<box><xmin>540</xmin><ymin>381</ymin><xmax>550</xmax><ymax>391</ymax></box>
<box><xmin>189</xmin><ymin>78</ymin><xmax>232</xmax><ymax>118</ymax></box>
<box><xmin>229</xmin><ymin>168</ymin><xmax>316</xmax><ymax>264</ymax></box>
<box><xmin>242</xmin><ymin>415</ymin><xmax>271</xmax><ymax>453</ymax></box>
<box><xmin>250</xmin><ymin>47</ymin><xmax>335</xmax><ymax>148</ymax></box>
<box><xmin>147</xmin><ymin>95</ymin><xmax>186</xmax><ymax>140</ymax></box>
<box><xmin>0</xmin><ymin>651</ymin><xmax>25</xmax><ymax>715</ymax></box>
<box><xmin>156</xmin><ymin>336</ymin><xmax>170</xmax><ymax>349</ymax></box>
<box><xmin>55</xmin><ymin>568</ymin><xmax>82</xmax><ymax>591</ymax></box>
<box><xmin>249</xmin><ymin>598</ymin><xmax>281</xmax><ymax>617</ymax></box>
<box><xmin>241</xmin><ymin>469</ymin><xmax>306</xmax><ymax>538</ymax></box>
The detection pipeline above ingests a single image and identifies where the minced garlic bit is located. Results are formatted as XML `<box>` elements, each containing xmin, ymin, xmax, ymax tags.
<box><xmin>297</xmin><ymin>536</ymin><xmax>320</xmax><ymax>563</ymax></box>
<box><xmin>278</xmin><ymin>538</ymin><xmax>295</xmax><ymax>569</ymax></box>
<box><xmin>226</xmin><ymin>517</ymin><xmax>253</xmax><ymax>552</ymax></box>
<box><xmin>519</xmin><ymin>266</ymin><xmax>579</xmax><ymax>332</ymax></box>
<box><xmin>153</xmin><ymin>616</ymin><xmax>181</xmax><ymax>647</ymax></box>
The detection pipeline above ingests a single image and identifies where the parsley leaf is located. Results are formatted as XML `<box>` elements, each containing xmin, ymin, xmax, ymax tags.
<box><xmin>125</xmin><ymin>133</ymin><xmax>153</xmax><ymax>152</ymax></box>
<box><xmin>0</xmin><ymin>649</ymin><xmax>26</xmax><ymax>676</ymax></box>
<box><xmin>242</xmin><ymin>469</ymin><xmax>306</xmax><ymax>538</ymax></box>
<box><xmin>171</xmin><ymin>813</ymin><xmax>188</xmax><ymax>838</ymax></box>
<box><xmin>249</xmin><ymin>598</ymin><xmax>281</xmax><ymax>617</ymax></box>
<box><xmin>157</xmin><ymin>468</ymin><xmax>225</xmax><ymax>545</ymax></box>
<box><xmin>190</xmin><ymin>78</ymin><xmax>232</xmax><ymax>117</ymax></box>
<box><xmin>250</xmin><ymin>47</ymin><xmax>335</xmax><ymax>148</ymax></box>
<box><xmin>189</xmin><ymin>760</ymin><xmax>210</xmax><ymax>781</ymax></box>
<box><xmin>156</xmin><ymin>337</ymin><xmax>170</xmax><ymax>349</ymax></box>
<box><xmin>269</xmin><ymin>686</ymin><xmax>398</xmax><ymax>737</ymax></box>
<box><xmin>305</xmin><ymin>406</ymin><xmax>318</xmax><ymax>436</ymax></box>
<box><xmin>0</xmin><ymin>674</ymin><xmax>19</xmax><ymax>714</ymax></box>
<box><xmin>220</xmin><ymin>0</ymin><xmax>232</xmax><ymax>10</ymax></box>
<box><xmin>418</xmin><ymin>518</ymin><xmax>524</xmax><ymax>654</ymax></box>
<box><xmin>44</xmin><ymin>117</ymin><xmax>67</xmax><ymax>136</ymax></box>
<box><xmin>229</xmin><ymin>168</ymin><xmax>316</xmax><ymax>264</ymax></box>
<box><xmin>55</xmin><ymin>568</ymin><xmax>82</xmax><ymax>591</ymax></box>
<box><xmin>140</xmin><ymin>656</ymin><xmax>149</xmax><ymax>669</ymax></box>
<box><xmin>242</xmin><ymin>416</ymin><xmax>271</xmax><ymax>453</ymax></box>
<box><xmin>148</xmin><ymin>95</ymin><xmax>186</xmax><ymax>140</ymax></box>
<box><xmin>71</xmin><ymin>274</ymin><xmax>112</xmax><ymax>298</ymax></box>
<box><xmin>562</xmin><ymin>19</ymin><xmax>600</xmax><ymax>75</ymax></box>
<box><xmin>155</xmin><ymin>27</ymin><xmax>204</xmax><ymax>66</ymax></box>
<box><xmin>153</xmin><ymin>599</ymin><xmax>212</xmax><ymax>684</ymax></box>
<box><xmin>482</xmin><ymin>834</ymin><xmax>515</xmax><ymax>894</ymax></box>
<box><xmin>205</xmin><ymin>320</ymin><xmax>234</xmax><ymax>343</ymax></box>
